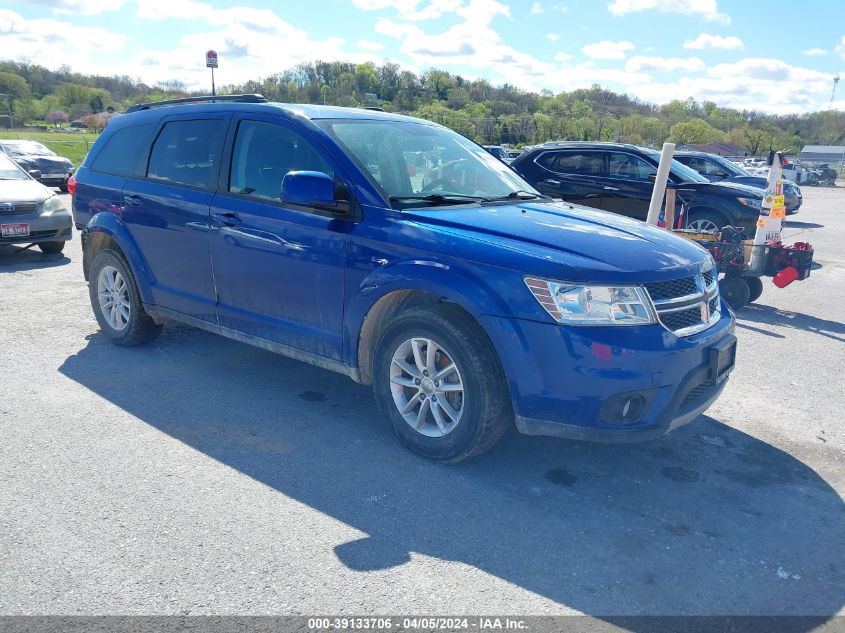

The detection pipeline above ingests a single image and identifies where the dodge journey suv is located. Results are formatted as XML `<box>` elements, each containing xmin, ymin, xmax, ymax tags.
<box><xmin>71</xmin><ymin>95</ymin><xmax>736</xmax><ymax>462</ymax></box>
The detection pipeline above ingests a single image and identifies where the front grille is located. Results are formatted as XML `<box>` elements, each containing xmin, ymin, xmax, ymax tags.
<box><xmin>645</xmin><ymin>270</ymin><xmax>720</xmax><ymax>337</ymax></box>
<box><xmin>0</xmin><ymin>202</ymin><xmax>37</xmax><ymax>216</ymax></box>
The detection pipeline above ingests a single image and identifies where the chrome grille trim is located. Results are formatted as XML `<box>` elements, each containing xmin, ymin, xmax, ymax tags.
<box><xmin>0</xmin><ymin>202</ymin><xmax>38</xmax><ymax>216</ymax></box>
<box><xmin>645</xmin><ymin>271</ymin><xmax>720</xmax><ymax>337</ymax></box>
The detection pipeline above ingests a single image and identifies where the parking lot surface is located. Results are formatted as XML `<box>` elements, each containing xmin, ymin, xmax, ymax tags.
<box><xmin>1</xmin><ymin>189</ymin><xmax>843</xmax><ymax>618</ymax></box>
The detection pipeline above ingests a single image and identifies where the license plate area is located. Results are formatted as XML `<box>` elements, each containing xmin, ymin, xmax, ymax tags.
<box><xmin>1</xmin><ymin>223</ymin><xmax>29</xmax><ymax>237</ymax></box>
<box><xmin>708</xmin><ymin>336</ymin><xmax>736</xmax><ymax>384</ymax></box>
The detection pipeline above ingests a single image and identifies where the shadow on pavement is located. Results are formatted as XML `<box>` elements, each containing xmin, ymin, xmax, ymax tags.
<box><xmin>59</xmin><ymin>327</ymin><xmax>845</xmax><ymax>622</ymax></box>
<box><xmin>738</xmin><ymin>304</ymin><xmax>845</xmax><ymax>344</ymax></box>
<box><xmin>783</xmin><ymin>221</ymin><xmax>824</xmax><ymax>230</ymax></box>
<box><xmin>0</xmin><ymin>245</ymin><xmax>71</xmax><ymax>271</ymax></box>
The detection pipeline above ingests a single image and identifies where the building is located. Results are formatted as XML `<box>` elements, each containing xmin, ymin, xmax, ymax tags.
<box><xmin>678</xmin><ymin>143</ymin><xmax>750</xmax><ymax>158</ymax></box>
<box><xmin>798</xmin><ymin>145</ymin><xmax>845</xmax><ymax>164</ymax></box>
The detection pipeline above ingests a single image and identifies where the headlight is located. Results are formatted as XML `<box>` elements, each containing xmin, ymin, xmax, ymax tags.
<box><xmin>737</xmin><ymin>197</ymin><xmax>762</xmax><ymax>209</ymax></box>
<box><xmin>41</xmin><ymin>195</ymin><xmax>66</xmax><ymax>214</ymax></box>
<box><xmin>525</xmin><ymin>277</ymin><xmax>656</xmax><ymax>326</ymax></box>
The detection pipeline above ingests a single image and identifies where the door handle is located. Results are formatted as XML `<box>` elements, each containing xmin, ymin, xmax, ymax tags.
<box><xmin>213</xmin><ymin>211</ymin><xmax>242</xmax><ymax>227</ymax></box>
<box><xmin>603</xmin><ymin>185</ymin><xmax>620</xmax><ymax>191</ymax></box>
<box><xmin>544</xmin><ymin>178</ymin><xmax>561</xmax><ymax>185</ymax></box>
<box><xmin>123</xmin><ymin>194</ymin><xmax>142</xmax><ymax>206</ymax></box>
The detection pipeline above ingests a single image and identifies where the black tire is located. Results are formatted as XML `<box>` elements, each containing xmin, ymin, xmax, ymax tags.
<box><xmin>59</xmin><ymin>184</ymin><xmax>69</xmax><ymax>193</ymax></box>
<box><xmin>686</xmin><ymin>209</ymin><xmax>727</xmax><ymax>234</ymax></box>
<box><xmin>88</xmin><ymin>249</ymin><xmax>162</xmax><ymax>346</ymax></box>
<box><xmin>719</xmin><ymin>277</ymin><xmax>750</xmax><ymax>311</ymax></box>
<box><xmin>372</xmin><ymin>304</ymin><xmax>511</xmax><ymax>463</ymax></box>
<box><xmin>745</xmin><ymin>277</ymin><xmax>764</xmax><ymax>303</ymax></box>
<box><xmin>38</xmin><ymin>241</ymin><xmax>65</xmax><ymax>254</ymax></box>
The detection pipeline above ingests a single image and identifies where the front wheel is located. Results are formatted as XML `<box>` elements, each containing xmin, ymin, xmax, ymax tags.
<box><xmin>372</xmin><ymin>305</ymin><xmax>511</xmax><ymax>462</ymax></box>
<box><xmin>686</xmin><ymin>210</ymin><xmax>727</xmax><ymax>234</ymax></box>
<box><xmin>88</xmin><ymin>249</ymin><xmax>162</xmax><ymax>346</ymax></box>
<box><xmin>38</xmin><ymin>241</ymin><xmax>65</xmax><ymax>254</ymax></box>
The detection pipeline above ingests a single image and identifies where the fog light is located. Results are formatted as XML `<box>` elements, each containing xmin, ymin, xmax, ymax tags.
<box><xmin>599</xmin><ymin>391</ymin><xmax>653</xmax><ymax>425</ymax></box>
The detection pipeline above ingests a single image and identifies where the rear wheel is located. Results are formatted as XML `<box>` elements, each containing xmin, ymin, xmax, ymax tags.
<box><xmin>745</xmin><ymin>277</ymin><xmax>764</xmax><ymax>303</ymax></box>
<box><xmin>88</xmin><ymin>249</ymin><xmax>162</xmax><ymax>346</ymax></box>
<box><xmin>686</xmin><ymin>210</ymin><xmax>727</xmax><ymax>234</ymax></box>
<box><xmin>372</xmin><ymin>305</ymin><xmax>511</xmax><ymax>462</ymax></box>
<box><xmin>38</xmin><ymin>241</ymin><xmax>65</xmax><ymax>254</ymax></box>
<box><xmin>719</xmin><ymin>277</ymin><xmax>750</xmax><ymax>311</ymax></box>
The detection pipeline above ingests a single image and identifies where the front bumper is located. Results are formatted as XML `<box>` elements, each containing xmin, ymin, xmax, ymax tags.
<box><xmin>0</xmin><ymin>209</ymin><xmax>73</xmax><ymax>245</ymax></box>
<box><xmin>481</xmin><ymin>303</ymin><xmax>736</xmax><ymax>442</ymax></box>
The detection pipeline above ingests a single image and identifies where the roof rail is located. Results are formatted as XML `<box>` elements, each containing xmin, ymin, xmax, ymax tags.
<box><xmin>126</xmin><ymin>94</ymin><xmax>269</xmax><ymax>113</ymax></box>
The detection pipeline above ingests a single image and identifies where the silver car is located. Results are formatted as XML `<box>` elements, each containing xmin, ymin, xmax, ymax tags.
<box><xmin>0</xmin><ymin>153</ymin><xmax>72</xmax><ymax>254</ymax></box>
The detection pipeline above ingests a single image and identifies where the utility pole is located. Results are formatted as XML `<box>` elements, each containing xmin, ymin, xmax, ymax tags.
<box><xmin>826</xmin><ymin>75</ymin><xmax>840</xmax><ymax>143</ymax></box>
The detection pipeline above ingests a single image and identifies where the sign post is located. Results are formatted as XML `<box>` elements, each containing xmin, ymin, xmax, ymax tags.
<box><xmin>206</xmin><ymin>50</ymin><xmax>218</xmax><ymax>96</ymax></box>
<box><xmin>749</xmin><ymin>151</ymin><xmax>787</xmax><ymax>274</ymax></box>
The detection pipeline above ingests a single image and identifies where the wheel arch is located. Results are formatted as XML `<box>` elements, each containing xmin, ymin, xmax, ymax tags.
<box><xmin>83</xmin><ymin>214</ymin><xmax>154</xmax><ymax>304</ymax></box>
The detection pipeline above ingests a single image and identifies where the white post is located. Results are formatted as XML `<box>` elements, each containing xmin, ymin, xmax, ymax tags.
<box><xmin>749</xmin><ymin>151</ymin><xmax>786</xmax><ymax>273</ymax></box>
<box><xmin>646</xmin><ymin>142</ymin><xmax>675</xmax><ymax>226</ymax></box>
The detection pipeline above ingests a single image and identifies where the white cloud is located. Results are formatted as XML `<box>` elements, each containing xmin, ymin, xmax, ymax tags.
<box><xmin>608</xmin><ymin>0</ymin><xmax>729</xmax><ymax>24</ymax></box>
<box><xmin>553</xmin><ymin>51</ymin><xmax>572</xmax><ymax>63</ymax></box>
<box><xmin>683</xmin><ymin>33</ymin><xmax>744</xmax><ymax>50</ymax></box>
<box><xmin>624</xmin><ymin>55</ymin><xmax>705</xmax><ymax>73</ymax></box>
<box><xmin>352</xmin><ymin>0</ymin><xmax>463</xmax><ymax>21</ymax></box>
<box><xmin>357</xmin><ymin>39</ymin><xmax>385</xmax><ymax>51</ymax></box>
<box><xmin>27</xmin><ymin>0</ymin><xmax>123</xmax><ymax>16</ymax></box>
<box><xmin>582</xmin><ymin>40</ymin><xmax>635</xmax><ymax>60</ymax></box>
<box><xmin>530</xmin><ymin>2</ymin><xmax>543</xmax><ymax>14</ymax></box>
<box><xmin>0</xmin><ymin>9</ymin><xmax>125</xmax><ymax>71</ymax></box>
<box><xmin>546</xmin><ymin>33</ymin><xmax>559</xmax><ymax>42</ymax></box>
<box><xmin>837</xmin><ymin>36</ymin><xmax>845</xmax><ymax>61</ymax></box>
<box><xmin>136</xmin><ymin>0</ymin><xmax>212</xmax><ymax>20</ymax></box>
<box><xmin>802</xmin><ymin>48</ymin><xmax>829</xmax><ymax>57</ymax></box>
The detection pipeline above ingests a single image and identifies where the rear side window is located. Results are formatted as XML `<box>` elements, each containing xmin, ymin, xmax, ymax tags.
<box><xmin>90</xmin><ymin>123</ymin><xmax>156</xmax><ymax>177</ymax></box>
<box><xmin>229</xmin><ymin>120</ymin><xmax>333</xmax><ymax>200</ymax></box>
<box><xmin>147</xmin><ymin>119</ymin><xmax>227</xmax><ymax>190</ymax></box>
<box><xmin>608</xmin><ymin>152</ymin><xmax>657</xmax><ymax>182</ymax></box>
<box><xmin>537</xmin><ymin>151</ymin><xmax>605</xmax><ymax>176</ymax></box>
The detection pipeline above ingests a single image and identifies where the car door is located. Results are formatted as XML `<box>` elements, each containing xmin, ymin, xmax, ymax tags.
<box><xmin>209</xmin><ymin>115</ymin><xmax>348</xmax><ymax>360</ymax></box>
<box><xmin>599</xmin><ymin>152</ymin><xmax>657</xmax><ymax>220</ymax></box>
<box><xmin>532</xmin><ymin>150</ymin><xmax>607</xmax><ymax>208</ymax></box>
<box><xmin>121</xmin><ymin>115</ymin><xmax>230</xmax><ymax>321</ymax></box>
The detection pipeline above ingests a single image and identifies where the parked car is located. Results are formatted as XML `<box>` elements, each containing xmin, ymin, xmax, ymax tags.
<box><xmin>71</xmin><ymin>95</ymin><xmax>735</xmax><ymax>462</ymax></box>
<box><xmin>0</xmin><ymin>152</ymin><xmax>72</xmax><ymax>253</ymax></box>
<box><xmin>511</xmin><ymin>142</ymin><xmax>766</xmax><ymax>234</ymax></box>
<box><xmin>0</xmin><ymin>140</ymin><xmax>75</xmax><ymax>191</ymax></box>
<box><xmin>482</xmin><ymin>145</ymin><xmax>511</xmax><ymax>163</ymax></box>
<box><xmin>674</xmin><ymin>150</ymin><xmax>801</xmax><ymax>214</ymax></box>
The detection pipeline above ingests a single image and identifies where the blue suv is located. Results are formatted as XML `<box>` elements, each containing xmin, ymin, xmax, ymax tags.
<box><xmin>71</xmin><ymin>95</ymin><xmax>736</xmax><ymax>462</ymax></box>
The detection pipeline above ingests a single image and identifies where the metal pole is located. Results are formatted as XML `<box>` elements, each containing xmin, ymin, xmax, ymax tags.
<box><xmin>211</xmin><ymin>67</ymin><xmax>216</xmax><ymax>96</ymax></box>
<box><xmin>646</xmin><ymin>142</ymin><xmax>675</xmax><ymax>225</ymax></box>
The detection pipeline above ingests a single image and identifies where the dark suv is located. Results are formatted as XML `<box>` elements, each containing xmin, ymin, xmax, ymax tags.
<box><xmin>0</xmin><ymin>140</ymin><xmax>75</xmax><ymax>192</ymax></box>
<box><xmin>674</xmin><ymin>150</ymin><xmax>801</xmax><ymax>214</ymax></box>
<box><xmin>70</xmin><ymin>96</ymin><xmax>735</xmax><ymax>462</ymax></box>
<box><xmin>511</xmin><ymin>142</ymin><xmax>766</xmax><ymax>234</ymax></box>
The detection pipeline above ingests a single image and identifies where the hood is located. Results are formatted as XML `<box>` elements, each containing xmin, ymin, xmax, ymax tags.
<box><xmin>0</xmin><ymin>178</ymin><xmax>53</xmax><ymax>204</ymax></box>
<box><xmin>677</xmin><ymin>180</ymin><xmax>764</xmax><ymax>197</ymax></box>
<box><xmin>29</xmin><ymin>155</ymin><xmax>74</xmax><ymax>170</ymax></box>
<box><xmin>401</xmin><ymin>201</ymin><xmax>712</xmax><ymax>283</ymax></box>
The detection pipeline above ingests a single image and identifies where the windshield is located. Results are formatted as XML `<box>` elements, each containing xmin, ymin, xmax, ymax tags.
<box><xmin>2</xmin><ymin>141</ymin><xmax>55</xmax><ymax>157</ymax></box>
<box><xmin>712</xmin><ymin>155</ymin><xmax>750</xmax><ymax>177</ymax></box>
<box><xmin>0</xmin><ymin>153</ymin><xmax>27</xmax><ymax>180</ymax></box>
<box><xmin>317</xmin><ymin>119</ymin><xmax>539</xmax><ymax>207</ymax></box>
<box><xmin>641</xmin><ymin>149</ymin><xmax>708</xmax><ymax>183</ymax></box>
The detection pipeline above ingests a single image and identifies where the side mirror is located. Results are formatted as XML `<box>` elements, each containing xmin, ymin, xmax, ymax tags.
<box><xmin>27</xmin><ymin>169</ymin><xmax>42</xmax><ymax>180</ymax></box>
<box><xmin>281</xmin><ymin>171</ymin><xmax>350</xmax><ymax>216</ymax></box>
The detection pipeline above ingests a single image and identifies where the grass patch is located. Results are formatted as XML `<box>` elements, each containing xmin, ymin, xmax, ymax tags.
<box><xmin>0</xmin><ymin>130</ymin><xmax>98</xmax><ymax>166</ymax></box>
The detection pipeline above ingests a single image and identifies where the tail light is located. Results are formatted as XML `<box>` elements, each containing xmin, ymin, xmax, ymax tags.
<box><xmin>67</xmin><ymin>174</ymin><xmax>77</xmax><ymax>197</ymax></box>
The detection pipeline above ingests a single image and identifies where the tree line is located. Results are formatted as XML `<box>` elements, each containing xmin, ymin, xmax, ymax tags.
<box><xmin>1</xmin><ymin>59</ymin><xmax>842</xmax><ymax>155</ymax></box>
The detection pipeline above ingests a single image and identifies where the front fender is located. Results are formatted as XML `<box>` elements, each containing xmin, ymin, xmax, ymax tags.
<box><xmin>345</xmin><ymin>258</ymin><xmax>517</xmax><ymax>370</ymax></box>
<box><xmin>85</xmin><ymin>213</ymin><xmax>155</xmax><ymax>304</ymax></box>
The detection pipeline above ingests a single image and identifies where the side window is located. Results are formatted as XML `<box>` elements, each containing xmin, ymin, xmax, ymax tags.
<box><xmin>90</xmin><ymin>123</ymin><xmax>156</xmax><ymax>177</ymax></box>
<box><xmin>538</xmin><ymin>151</ymin><xmax>605</xmax><ymax>176</ymax></box>
<box><xmin>147</xmin><ymin>119</ymin><xmax>227</xmax><ymax>190</ymax></box>
<box><xmin>701</xmin><ymin>159</ymin><xmax>726</xmax><ymax>176</ymax></box>
<box><xmin>608</xmin><ymin>152</ymin><xmax>656</xmax><ymax>182</ymax></box>
<box><xmin>229</xmin><ymin>120</ymin><xmax>333</xmax><ymax>201</ymax></box>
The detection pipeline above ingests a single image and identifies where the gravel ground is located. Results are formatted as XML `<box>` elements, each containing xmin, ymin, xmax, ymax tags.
<box><xmin>0</xmin><ymin>189</ymin><xmax>843</xmax><ymax>619</ymax></box>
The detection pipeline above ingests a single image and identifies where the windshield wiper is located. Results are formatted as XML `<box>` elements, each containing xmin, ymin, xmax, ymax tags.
<box><xmin>484</xmin><ymin>190</ymin><xmax>549</xmax><ymax>201</ymax></box>
<box><xmin>389</xmin><ymin>194</ymin><xmax>486</xmax><ymax>207</ymax></box>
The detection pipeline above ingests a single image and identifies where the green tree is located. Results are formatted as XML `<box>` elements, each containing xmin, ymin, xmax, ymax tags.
<box><xmin>668</xmin><ymin>119</ymin><xmax>725</xmax><ymax>145</ymax></box>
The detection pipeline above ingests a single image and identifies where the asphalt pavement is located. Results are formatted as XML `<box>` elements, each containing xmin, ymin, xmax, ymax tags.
<box><xmin>0</xmin><ymin>189</ymin><xmax>843</xmax><ymax>621</ymax></box>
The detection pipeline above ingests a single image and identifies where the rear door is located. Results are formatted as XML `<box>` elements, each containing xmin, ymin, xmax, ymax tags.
<box><xmin>121</xmin><ymin>115</ymin><xmax>230</xmax><ymax>321</ymax></box>
<box><xmin>599</xmin><ymin>151</ymin><xmax>657</xmax><ymax>220</ymax></box>
<box><xmin>532</xmin><ymin>150</ymin><xmax>607</xmax><ymax>208</ymax></box>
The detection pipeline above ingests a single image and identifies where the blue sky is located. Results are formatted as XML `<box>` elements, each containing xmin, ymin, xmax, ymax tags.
<box><xmin>2</xmin><ymin>0</ymin><xmax>844</xmax><ymax>113</ymax></box>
